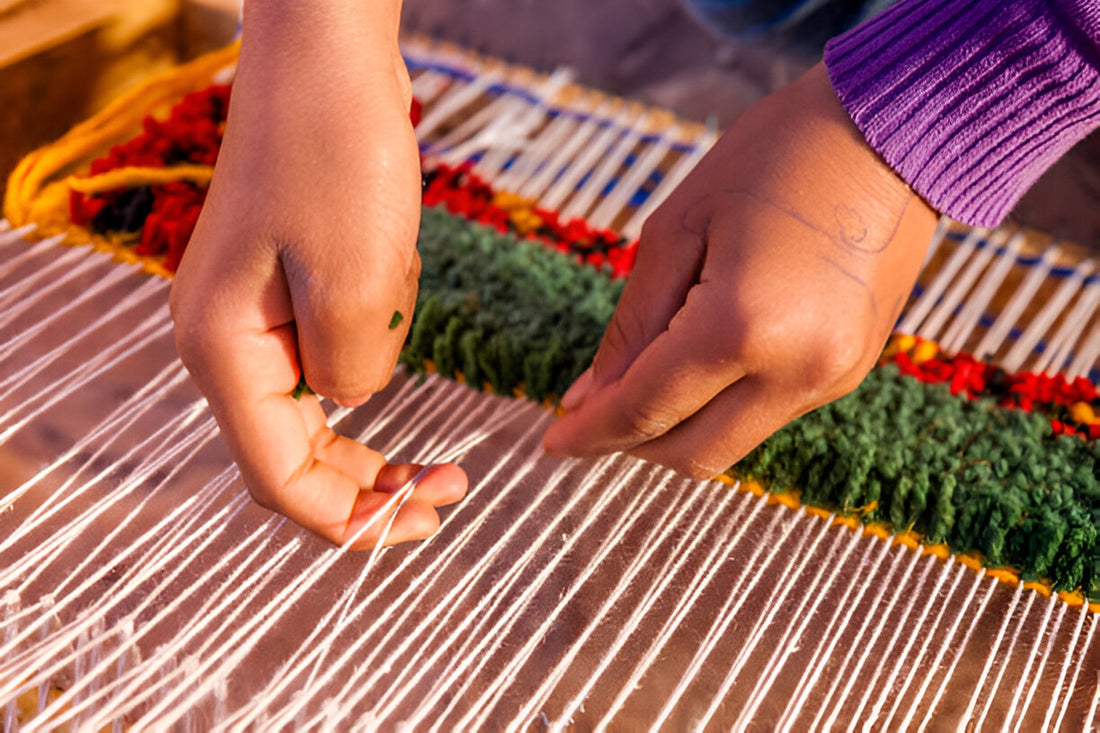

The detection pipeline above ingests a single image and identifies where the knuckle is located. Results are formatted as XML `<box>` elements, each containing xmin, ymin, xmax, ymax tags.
<box><xmin>167</xmin><ymin>280</ymin><xmax>195</xmax><ymax>334</ymax></box>
<box><xmin>406</xmin><ymin>249</ymin><xmax>422</xmax><ymax>284</ymax></box>
<box><xmin>802</xmin><ymin>325</ymin><xmax>874</xmax><ymax>397</ymax></box>
<box><xmin>305</xmin><ymin>371</ymin><xmax>384</xmax><ymax>406</ymax></box>
<box><xmin>168</xmin><ymin>291</ymin><xmax>211</xmax><ymax>369</ymax></box>
<box><xmin>307</xmin><ymin>284</ymin><xmax>370</xmax><ymax>329</ymax></box>
<box><xmin>246</xmin><ymin>484</ymin><xmax>278</xmax><ymax>514</ymax></box>
<box><xmin>638</xmin><ymin>208</ymin><xmax>683</xmax><ymax>247</ymax></box>
<box><xmin>620</xmin><ymin>400</ymin><xmax>674</xmax><ymax>441</ymax></box>
<box><xmin>683</xmin><ymin>446</ymin><xmax>734</xmax><ymax>480</ymax></box>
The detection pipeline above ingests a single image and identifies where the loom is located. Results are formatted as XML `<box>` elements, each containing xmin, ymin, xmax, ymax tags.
<box><xmin>2</xmin><ymin>37</ymin><xmax>1099</xmax><ymax>729</ymax></box>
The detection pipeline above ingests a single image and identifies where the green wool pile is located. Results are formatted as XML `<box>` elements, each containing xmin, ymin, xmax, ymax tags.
<box><xmin>406</xmin><ymin>206</ymin><xmax>623</xmax><ymax>400</ymax></box>
<box><xmin>736</xmin><ymin>365</ymin><xmax>1100</xmax><ymax>597</ymax></box>
<box><xmin>408</xmin><ymin>205</ymin><xmax>1100</xmax><ymax>600</ymax></box>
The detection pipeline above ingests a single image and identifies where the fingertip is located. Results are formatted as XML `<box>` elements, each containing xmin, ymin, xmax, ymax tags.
<box><xmin>375</xmin><ymin>462</ymin><xmax>469</xmax><ymax>506</ymax></box>
<box><xmin>422</xmin><ymin>463</ymin><xmax>469</xmax><ymax>505</ymax></box>
<box><xmin>346</xmin><ymin>495</ymin><xmax>441</xmax><ymax>549</ymax></box>
<box><xmin>542</xmin><ymin>428</ymin><xmax>566</xmax><ymax>457</ymax></box>
<box><xmin>301</xmin><ymin>366</ymin><xmax>387</xmax><ymax>408</ymax></box>
<box><xmin>383</xmin><ymin>502</ymin><xmax>442</xmax><ymax>545</ymax></box>
<box><xmin>542</xmin><ymin>413</ymin><xmax>587</xmax><ymax>458</ymax></box>
<box><xmin>560</xmin><ymin>367</ymin><xmax>595</xmax><ymax>411</ymax></box>
<box><xmin>329</xmin><ymin>392</ymin><xmax>375</xmax><ymax>409</ymax></box>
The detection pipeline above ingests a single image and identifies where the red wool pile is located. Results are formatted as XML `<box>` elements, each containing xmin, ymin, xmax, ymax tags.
<box><xmin>69</xmin><ymin>85</ymin><xmax>231</xmax><ymax>271</ymax></box>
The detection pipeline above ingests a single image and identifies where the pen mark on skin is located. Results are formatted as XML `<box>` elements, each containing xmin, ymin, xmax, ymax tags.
<box><xmin>835</xmin><ymin>205</ymin><xmax>870</xmax><ymax>249</ymax></box>
<box><xmin>689</xmin><ymin>187</ymin><xmax>913</xmax><ymax>256</ymax></box>
<box><xmin>817</xmin><ymin>254</ymin><xmax>879</xmax><ymax>320</ymax></box>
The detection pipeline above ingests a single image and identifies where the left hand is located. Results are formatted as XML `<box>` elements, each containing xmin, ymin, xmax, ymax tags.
<box><xmin>543</xmin><ymin>63</ymin><xmax>938</xmax><ymax>478</ymax></box>
<box><xmin>170</xmin><ymin>0</ymin><xmax>467</xmax><ymax>548</ymax></box>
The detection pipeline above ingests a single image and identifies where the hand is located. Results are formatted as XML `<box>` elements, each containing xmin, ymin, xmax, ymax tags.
<box><xmin>543</xmin><ymin>63</ymin><xmax>938</xmax><ymax>479</ymax></box>
<box><xmin>170</xmin><ymin>0</ymin><xmax>466</xmax><ymax>547</ymax></box>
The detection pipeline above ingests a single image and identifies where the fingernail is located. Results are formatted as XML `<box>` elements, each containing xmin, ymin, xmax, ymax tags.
<box><xmin>541</xmin><ymin>423</ymin><xmax>570</xmax><ymax>457</ymax></box>
<box><xmin>560</xmin><ymin>368</ymin><xmax>595</xmax><ymax>411</ymax></box>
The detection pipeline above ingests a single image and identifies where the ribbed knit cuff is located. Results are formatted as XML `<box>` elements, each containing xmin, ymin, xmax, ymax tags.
<box><xmin>825</xmin><ymin>0</ymin><xmax>1100</xmax><ymax>227</ymax></box>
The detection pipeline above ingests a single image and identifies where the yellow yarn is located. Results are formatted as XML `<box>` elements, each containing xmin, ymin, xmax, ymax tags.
<box><xmin>1070</xmin><ymin>401</ymin><xmax>1097</xmax><ymax>426</ymax></box>
<box><xmin>492</xmin><ymin>191</ymin><xmax>544</xmax><ymax>234</ymax></box>
<box><xmin>67</xmin><ymin>165</ymin><xmax>215</xmax><ymax>195</ymax></box>
<box><xmin>4</xmin><ymin>42</ymin><xmax>238</xmax><ymax>233</ymax></box>
<box><xmin>713</xmin><ymin>472</ymin><xmax>1092</xmax><ymax>609</ymax></box>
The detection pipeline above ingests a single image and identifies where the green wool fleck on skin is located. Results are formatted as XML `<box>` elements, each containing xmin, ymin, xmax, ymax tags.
<box><xmin>389</xmin><ymin>310</ymin><xmax>404</xmax><ymax>330</ymax></box>
<box><xmin>291</xmin><ymin>374</ymin><xmax>313</xmax><ymax>401</ymax></box>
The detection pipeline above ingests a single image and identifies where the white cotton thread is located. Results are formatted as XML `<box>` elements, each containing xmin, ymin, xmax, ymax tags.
<box><xmin>1002</xmin><ymin>593</ymin><xmax>1060</xmax><ymax>732</ymax></box>
<box><xmin>227</xmin><ymin>409</ymin><xmax>554</xmax><ymax>731</ymax></box>
<box><xmin>543</xmin><ymin>481</ymin><xmax>738</xmax><ymax>729</ymax></box>
<box><xmin>809</xmin><ymin>544</ymin><xmax>914</xmax><ymax>730</ymax></box>
<box><xmin>0</xmin><ymin>360</ymin><xmax>189</xmax><ymax>523</ymax></box>
<box><xmin>844</xmin><ymin>551</ymin><xmax>942</xmax><ymax>729</ymax></box>
<box><xmin>1039</xmin><ymin>602</ymin><xmax>1091</xmax><ymax>733</ymax></box>
<box><xmin>620</xmin><ymin>123</ymin><xmax>717</xmax><ymax>241</ymax></box>
<box><xmin>474</xmin><ymin>69</ymin><xmax>573</xmax><ymax>180</ymax></box>
<box><xmin>448</xmin><ymin>463</ymin><xmax>673</xmax><ymax>730</ymax></box>
<box><xmin>1066</xmin><ymin>318</ymin><xmax>1100</xmax><ymax>380</ymax></box>
<box><xmin>143</xmin><ymin>413</ymin><xmax>524</xmax><ymax>730</ymax></box>
<box><xmin>685</xmin><ymin>513</ymin><xmax>835</xmax><ymax>732</ymax></box>
<box><xmin>940</xmin><ymin>231</ymin><xmax>1023</xmax><ymax>355</ymax></box>
<box><xmin>920</xmin><ymin>228</ymin><xmax>1006</xmax><ymax>345</ymax></box>
<box><xmin>879</xmin><ymin>562</ymin><xmax>969</xmax><ymax>730</ymax></box>
<box><xmin>415</xmin><ymin>70</ymin><xmax>502</xmax><ymax>143</ymax></box>
<box><xmin>494</xmin><ymin>112</ymin><xmax>578</xmax><ymax>194</ymax></box>
<box><xmin>304</xmin><ymin>447</ymin><xmax>595</xmax><ymax>726</ymax></box>
<box><xmin>540</xmin><ymin>107</ymin><xmax>632</xmax><ymax>213</ymax></box>
<box><xmin>899</xmin><ymin>227</ymin><xmax>987</xmax><ymax>338</ymax></box>
<box><xmin>595</xmin><ymin>494</ymin><xmax>774</xmax><ymax>728</ymax></box>
<box><xmin>1037</xmin><ymin>275</ymin><xmax>1099</xmax><ymax>375</ymax></box>
<box><xmin>976</xmin><ymin>585</ymin><xmax>1034</xmax><ymax>726</ymax></box>
<box><xmin>589</xmin><ymin>124</ymin><xmax>678</xmax><ymax>231</ymax></box>
<box><xmin>518</xmin><ymin>101</ymin><xmax>610</xmax><ymax>202</ymax></box>
<box><xmin>1009</xmin><ymin>258</ymin><xmax>1095</xmax><ymax>374</ymax></box>
<box><xmin>980</xmin><ymin>244</ymin><xmax>1062</xmax><ymax>368</ymax></box>
<box><xmin>0</xmin><ymin>235</ymin><xmax>82</xmax><ymax>317</ymax></box>
<box><xmin>946</xmin><ymin>576</ymin><xmax>1020</xmax><ymax>726</ymax></box>
<box><xmin>912</xmin><ymin>574</ymin><xmax>997</xmax><ymax>729</ymax></box>
<box><xmin>492</xmin><ymin>473</ymin><xmax>713</xmax><ymax>728</ymax></box>
<box><xmin>733</xmin><ymin>522</ymin><xmax>863</xmax><ymax>729</ymax></box>
<box><xmin>374</xmin><ymin>459</ymin><xmax>656</xmax><ymax>727</ymax></box>
<box><xmin>775</xmin><ymin>535</ymin><xmax>894</xmax><ymax>732</ymax></box>
<box><xmin>0</xmin><ymin>315</ymin><xmax>174</xmax><ymax>442</ymax></box>
<box><xmin>1049</xmin><ymin>610</ymin><xmax>1097</xmax><ymax>733</ymax></box>
<box><xmin>560</xmin><ymin>109</ymin><xmax>649</xmax><ymax>222</ymax></box>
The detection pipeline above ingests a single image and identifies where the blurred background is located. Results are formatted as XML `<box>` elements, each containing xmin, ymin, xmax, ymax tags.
<box><xmin>2</xmin><ymin>0</ymin><xmax>1096</xmax><ymax>245</ymax></box>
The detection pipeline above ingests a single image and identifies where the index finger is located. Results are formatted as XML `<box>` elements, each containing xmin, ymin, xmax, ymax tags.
<box><xmin>543</xmin><ymin>285</ymin><xmax>745</xmax><ymax>458</ymax></box>
<box><xmin>180</xmin><ymin>320</ymin><xmax>464</xmax><ymax>547</ymax></box>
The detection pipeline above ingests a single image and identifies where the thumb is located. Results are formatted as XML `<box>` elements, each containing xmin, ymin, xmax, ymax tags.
<box><xmin>285</xmin><ymin>213</ymin><xmax>422</xmax><ymax>407</ymax></box>
<box><xmin>565</xmin><ymin>207</ymin><xmax>707</xmax><ymax>407</ymax></box>
<box><xmin>287</xmin><ymin>125</ymin><xmax>423</xmax><ymax>406</ymax></box>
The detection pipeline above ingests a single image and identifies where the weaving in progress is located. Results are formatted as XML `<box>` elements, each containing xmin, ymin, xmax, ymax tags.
<box><xmin>2</xmin><ymin>32</ymin><xmax>1100</xmax><ymax>729</ymax></box>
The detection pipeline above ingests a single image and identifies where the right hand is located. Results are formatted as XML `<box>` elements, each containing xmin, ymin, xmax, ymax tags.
<box><xmin>170</xmin><ymin>0</ymin><xmax>467</xmax><ymax>548</ymax></box>
<box><xmin>544</xmin><ymin>63</ymin><xmax>937</xmax><ymax>478</ymax></box>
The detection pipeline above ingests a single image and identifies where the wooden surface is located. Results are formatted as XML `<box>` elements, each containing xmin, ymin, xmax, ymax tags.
<box><xmin>0</xmin><ymin>0</ymin><xmax>237</xmax><ymax>200</ymax></box>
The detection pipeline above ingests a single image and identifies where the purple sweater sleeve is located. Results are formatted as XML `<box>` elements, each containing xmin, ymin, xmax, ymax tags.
<box><xmin>824</xmin><ymin>0</ymin><xmax>1100</xmax><ymax>227</ymax></box>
